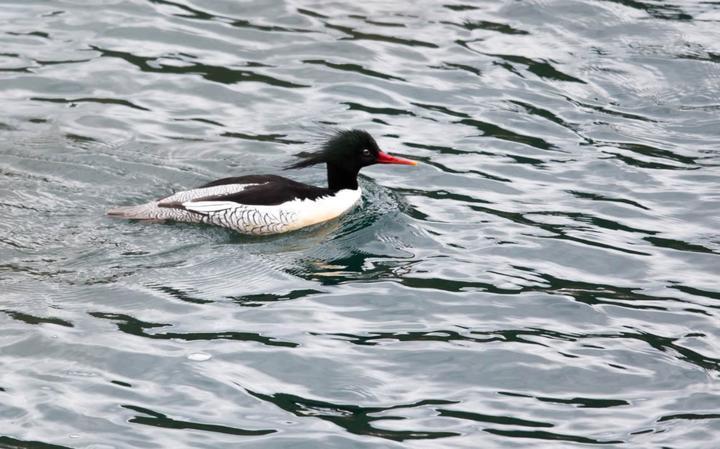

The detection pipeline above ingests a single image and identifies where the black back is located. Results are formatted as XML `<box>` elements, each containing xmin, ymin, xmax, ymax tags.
<box><xmin>197</xmin><ymin>175</ymin><xmax>331</xmax><ymax>206</ymax></box>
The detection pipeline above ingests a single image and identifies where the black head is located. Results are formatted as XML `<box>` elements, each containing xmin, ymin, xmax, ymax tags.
<box><xmin>287</xmin><ymin>129</ymin><xmax>416</xmax><ymax>171</ymax></box>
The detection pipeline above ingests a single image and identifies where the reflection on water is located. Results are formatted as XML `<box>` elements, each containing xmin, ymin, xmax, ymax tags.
<box><xmin>1</xmin><ymin>0</ymin><xmax>720</xmax><ymax>448</ymax></box>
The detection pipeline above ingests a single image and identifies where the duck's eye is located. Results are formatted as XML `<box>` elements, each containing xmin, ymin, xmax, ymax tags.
<box><xmin>362</xmin><ymin>148</ymin><xmax>372</xmax><ymax>157</ymax></box>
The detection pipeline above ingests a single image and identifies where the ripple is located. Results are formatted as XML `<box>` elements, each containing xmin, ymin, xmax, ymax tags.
<box><xmin>444</xmin><ymin>19</ymin><xmax>530</xmax><ymax>35</ymax></box>
<box><xmin>604</xmin><ymin>0</ymin><xmax>693</xmax><ymax>21</ymax></box>
<box><xmin>483</xmin><ymin>428</ymin><xmax>623</xmax><ymax>444</ymax></box>
<box><xmin>122</xmin><ymin>404</ymin><xmax>275</xmax><ymax>436</ymax></box>
<box><xmin>88</xmin><ymin>312</ymin><xmax>297</xmax><ymax>347</ymax></box>
<box><xmin>658</xmin><ymin>413</ymin><xmax>720</xmax><ymax>422</ymax></box>
<box><xmin>2</xmin><ymin>0</ymin><xmax>720</xmax><ymax>447</ymax></box>
<box><xmin>31</xmin><ymin>96</ymin><xmax>151</xmax><ymax>111</ymax></box>
<box><xmin>245</xmin><ymin>389</ymin><xmax>459</xmax><ymax>441</ymax></box>
<box><xmin>498</xmin><ymin>392</ymin><xmax>630</xmax><ymax>408</ymax></box>
<box><xmin>0</xmin><ymin>309</ymin><xmax>74</xmax><ymax>328</ymax></box>
<box><xmin>149</xmin><ymin>0</ymin><xmax>313</xmax><ymax>33</ymax></box>
<box><xmin>437</xmin><ymin>408</ymin><xmax>553</xmax><ymax>427</ymax></box>
<box><xmin>486</xmin><ymin>53</ymin><xmax>587</xmax><ymax>84</ymax></box>
<box><xmin>90</xmin><ymin>46</ymin><xmax>309</xmax><ymax>88</ymax></box>
<box><xmin>324</xmin><ymin>23</ymin><xmax>440</xmax><ymax>49</ymax></box>
<box><xmin>0</xmin><ymin>436</ymin><xmax>74</xmax><ymax>449</ymax></box>
<box><xmin>304</xmin><ymin>59</ymin><xmax>406</xmax><ymax>82</ymax></box>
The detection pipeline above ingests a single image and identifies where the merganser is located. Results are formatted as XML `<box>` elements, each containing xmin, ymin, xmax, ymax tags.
<box><xmin>107</xmin><ymin>129</ymin><xmax>416</xmax><ymax>235</ymax></box>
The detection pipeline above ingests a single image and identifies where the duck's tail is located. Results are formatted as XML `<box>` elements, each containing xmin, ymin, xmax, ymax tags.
<box><xmin>107</xmin><ymin>200</ymin><xmax>205</xmax><ymax>223</ymax></box>
<box><xmin>106</xmin><ymin>202</ymin><xmax>161</xmax><ymax>220</ymax></box>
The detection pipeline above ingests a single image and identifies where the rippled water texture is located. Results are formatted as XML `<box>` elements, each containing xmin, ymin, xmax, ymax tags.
<box><xmin>1</xmin><ymin>0</ymin><xmax>720</xmax><ymax>447</ymax></box>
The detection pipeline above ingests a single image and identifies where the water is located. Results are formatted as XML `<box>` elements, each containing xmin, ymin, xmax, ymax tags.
<box><xmin>1</xmin><ymin>0</ymin><xmax>719</xmax><ymax>447</ymax></box>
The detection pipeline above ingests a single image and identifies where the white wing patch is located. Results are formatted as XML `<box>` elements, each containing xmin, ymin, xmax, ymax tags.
<box><xmin>159</xmin><ymin>183</ymin><xmax>263</xmax><ymax>205</ymax></box>
<box><xmin>182</xmin><ymin>201</ymin><xmax>241</xmax><ymax>213</ymax></box>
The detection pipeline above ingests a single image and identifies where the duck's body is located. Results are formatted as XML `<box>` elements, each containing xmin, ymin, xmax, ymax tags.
<box><xmin>108</xmin><ymin>175</ymin><xmax>362</xmax><ymax>235</ymax></box>
<box><xmin>107</xmin><ymin>130</ymin><xmax>415</xmax><ymax>235</ymax></box>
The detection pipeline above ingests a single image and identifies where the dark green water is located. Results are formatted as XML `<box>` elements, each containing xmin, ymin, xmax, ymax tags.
<box><xmin>1</xmin><ymin>1</ymin><xmax>719</xmax><ymax>448</ymax></box>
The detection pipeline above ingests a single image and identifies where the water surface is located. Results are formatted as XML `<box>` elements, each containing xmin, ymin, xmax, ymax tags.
<box><xmin>1</xmin><ymin>0</ymin><xmax>719</xmax><ymax>448</ymax></box>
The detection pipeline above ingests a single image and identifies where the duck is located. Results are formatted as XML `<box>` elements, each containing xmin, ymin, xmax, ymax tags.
<box><xmin>107</xmin><ymin>129</ymin><xmax>416</xmax><ymax>235</ymax></box>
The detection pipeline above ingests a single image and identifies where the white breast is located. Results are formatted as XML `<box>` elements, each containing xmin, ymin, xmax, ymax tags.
<box><xmin>284</xmin><ymin>188</ymin><xmax>362</xmax><ymax>231</ymax></box>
